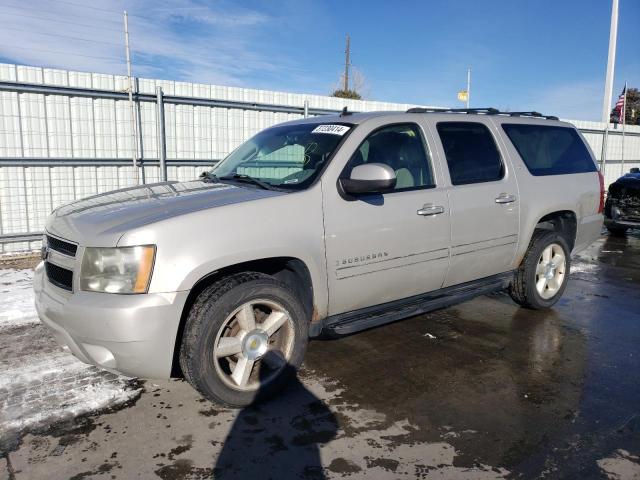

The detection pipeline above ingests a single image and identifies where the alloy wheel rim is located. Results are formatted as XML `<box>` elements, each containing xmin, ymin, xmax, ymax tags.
<box><xmin>213</xmin><ymin>299</ymin><xmax>294</xmax><ymax>391</ymax></box>
<box><xmin>535</xmin><ymin>243</ymin><xmax>567</xmax><ymax>300</ymax></box>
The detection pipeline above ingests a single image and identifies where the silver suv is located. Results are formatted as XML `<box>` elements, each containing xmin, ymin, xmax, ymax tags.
<box><xmin>34</xmin><ymin>108</ymin><xmax>604</xmax><ymax>406</ymax></box>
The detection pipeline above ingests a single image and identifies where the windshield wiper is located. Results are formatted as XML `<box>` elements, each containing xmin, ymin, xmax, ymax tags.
<box><xmin>219</xmin><ymin>174</ymin><xmax>274</xmax><ymax>190</ymax></box>
<box><xmin>199</xmin><ymin>171</ymin><xmax>220</xmax><ymax>183</ymax></box>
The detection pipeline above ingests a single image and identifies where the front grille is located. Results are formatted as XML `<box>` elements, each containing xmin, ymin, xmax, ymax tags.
<box><xmin>623</xmin><ymin>212</ymin><xmax>640</xmax><ymax>222</ymax></box>
<box><xmin>45</xmin><ymin>262</ymin><xmax>73</xmax><ymax>291</ymax></box>
<box><xmin>46</xmin><ymin>235</ymin><xmax>78</xmax><ymax>257</ymax></box>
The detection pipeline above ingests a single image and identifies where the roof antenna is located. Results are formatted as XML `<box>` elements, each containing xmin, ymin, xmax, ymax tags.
<box><xmin>340</xmin><ymin>106</ymin><xmax>351</xmax><ymax>117</ymax></box>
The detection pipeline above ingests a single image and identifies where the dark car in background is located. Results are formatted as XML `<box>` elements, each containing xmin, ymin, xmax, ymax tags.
<box><xmin>605</xmin><ymin>168</ymin><xmax>640</xmax><ymax>235</ymax></box>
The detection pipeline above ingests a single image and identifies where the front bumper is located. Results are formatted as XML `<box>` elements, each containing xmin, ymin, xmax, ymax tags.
<box><xmin>605</xmin><ymin>199</ymin><xmax>640</xmax><ymax>229</ymax></box>
<box><xmin>34</xmin><ymin>261</ymin><xmax>189</xmax><ymax>378</ymax></box>
<box><xmin>604</xmin><ymin>218</ymin><xmax>640</xmax><ymax>229</ymax></box>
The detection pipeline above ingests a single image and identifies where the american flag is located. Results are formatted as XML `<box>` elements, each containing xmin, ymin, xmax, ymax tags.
<box><xmin>614</xmin><ymin>84</ymin><xmax>627</xmax><ymax>122</ymax></box>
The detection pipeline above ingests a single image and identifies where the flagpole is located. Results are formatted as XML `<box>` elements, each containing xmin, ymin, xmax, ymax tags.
<box><xmin>621</xmin><ymin>82</ymin><xmax>627</xmax><ymax>176</ymax></box>
<box><xmin>466</xmin><ymin>68</ymin><xmax>471</xmax><ymax>109</ymax></box>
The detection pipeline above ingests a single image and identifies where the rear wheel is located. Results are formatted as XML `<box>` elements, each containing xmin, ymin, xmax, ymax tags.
<box><xmin>179</xmin><ymin>273</ymin><xmax>308</xmax><ymax>407</ymax></box>
<box><xmin>510</xmin><ymin>230</ymin><xmax>571</xmax><ymax>309</ymax></box>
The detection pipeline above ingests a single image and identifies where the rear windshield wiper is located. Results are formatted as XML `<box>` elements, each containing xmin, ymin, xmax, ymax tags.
<box><xmin>219</xmin><ymin>174</ymin><xmax>274</xmax><ymax>191</ymax></box>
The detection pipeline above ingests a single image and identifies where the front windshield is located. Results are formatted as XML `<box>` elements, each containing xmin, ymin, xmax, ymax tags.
<box><xmin>211</xmin><ymin>123</ymin><xmax>352</xmax><ymax>190</ymax></box>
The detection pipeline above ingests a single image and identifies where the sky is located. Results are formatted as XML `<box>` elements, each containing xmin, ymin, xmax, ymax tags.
<box><xmin>0</xmin><ymin>0</ymin><xmax>638</xmax><ymax>121</ymax></box>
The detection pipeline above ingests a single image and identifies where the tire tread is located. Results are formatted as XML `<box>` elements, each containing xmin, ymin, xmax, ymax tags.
<box><xmin>179</xmin><ymin>272</ymin><xmax>267</xmax><ymax>406</ymax></box>
<box><xmin>509</xmin><ymin>229</ymin><xmax>570</xmax><ymax>309</ymax></box>
<box><xmin>178</xmin><ymin>272</ymin><xmax>306</xmax><ymax>407</ymax></box>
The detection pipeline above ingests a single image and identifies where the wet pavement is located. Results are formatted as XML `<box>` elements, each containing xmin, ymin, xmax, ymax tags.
<box><xmin>1</xmin><ymin>231</ymin><xmax>640</xmax><ymax>479</ymax></box>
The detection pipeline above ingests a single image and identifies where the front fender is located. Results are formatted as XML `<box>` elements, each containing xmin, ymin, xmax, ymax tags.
<box><xmin>118</xmin><ymin>187</ymin><xmax>329</xmax><ymax>319</ymax></box>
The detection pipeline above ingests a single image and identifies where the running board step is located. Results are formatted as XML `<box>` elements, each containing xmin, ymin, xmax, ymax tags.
<box><xmin>315</xmin><ymin>272</ymin><xmax>514</xmax><ymax>337</ymax></box>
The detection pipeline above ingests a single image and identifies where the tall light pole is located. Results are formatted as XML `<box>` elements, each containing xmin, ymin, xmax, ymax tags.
<box><xmin>599</xmin><ymin>0</ymin><xmax>619</xmax><ymax>174</ymax></box>
<box><xmin>601</xmin><ymin>0</ymin><xmax>619</xmax><ymax>123</ymax></box>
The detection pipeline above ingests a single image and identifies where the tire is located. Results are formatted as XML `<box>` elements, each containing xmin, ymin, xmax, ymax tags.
<box><xmin>179</xmin><ymin>272</ymin><xmax>309</xmax><ymax>407</ymax></box>
<box><xmin>509</xmin><ymin>230</ymin><xmax>571</xmax><ymax>310</ymax></box>
<box><xmin>606</xmin><ymin>225</ymin><xmax>629</xmax><ymax>236</ymax></box>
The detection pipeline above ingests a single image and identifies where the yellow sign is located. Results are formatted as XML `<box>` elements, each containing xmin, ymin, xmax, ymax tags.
<box><xmin>457</xmin><ymin>90</ymin><xmax>468</xmax><ymax>102</ymax></box>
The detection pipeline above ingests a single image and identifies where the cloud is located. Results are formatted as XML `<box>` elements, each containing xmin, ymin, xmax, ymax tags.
<box><xmin>0</xmin><ymin>0</ymin><xmax>299</xmax><ymax>87</ymax></box>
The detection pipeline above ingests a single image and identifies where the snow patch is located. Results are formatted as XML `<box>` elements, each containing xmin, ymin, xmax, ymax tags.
<box><xmin>0</xmin><ymin>269</ymin><xmax>141</xmax><ymax>443</ymax></box>
<box><xmin>0</xmin><ymin>269</ymin><xmax>38</xmax><ymax>328</ymax></box>
<box><xmin>570</xmin><ymin>261</ymin><xmax>599</xmax><ymax>275</ymax></box>
<box><xmin>597</xmin><ymin>449</ymin><xmax>640</xmax><ymax>479</ymax></box>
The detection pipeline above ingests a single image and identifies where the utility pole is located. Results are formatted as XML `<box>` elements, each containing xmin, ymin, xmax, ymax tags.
<box><xmin>123</xmin><ymin>11</ymin><xmax>140</xmax><ymax>184</ymax></box>
<box><xmin>343</xmin><ymin>34</ymin><xmax>350</xmax><ymax>92</ymax></box>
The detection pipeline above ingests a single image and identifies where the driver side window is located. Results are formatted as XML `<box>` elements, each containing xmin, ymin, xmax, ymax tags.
<box><xmin>347</xmin><ymin>123</ymin><xmax>435</xmax><ymax>191</ymax></box>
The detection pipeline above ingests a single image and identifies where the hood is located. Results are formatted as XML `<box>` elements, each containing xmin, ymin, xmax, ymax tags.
<box><xmin>609</xmin><ymin>173</ymin><xmax>640</xmax><ymax>198</ymax></box>
<box><xmin>46</xmin><ymin>180</ymin><xmax>284</xmax><ymax>246</ymax></box>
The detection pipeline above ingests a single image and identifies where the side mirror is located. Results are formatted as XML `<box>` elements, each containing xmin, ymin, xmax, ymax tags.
<box><xmin>339</xmin><ymin>163</ymin><xmax>397</xmax><ymax>195</ymax></box>
<box><xmin>630</xmin><ymin>167</ymin><xmax>639</xmax><ymax>174</ymax></box>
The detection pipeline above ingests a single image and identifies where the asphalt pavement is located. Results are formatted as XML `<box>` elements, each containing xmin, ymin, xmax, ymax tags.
<box><xmin>1</xmin><ymin>231</ymin><xmax>639</xmax><ymax>479</ymax></box>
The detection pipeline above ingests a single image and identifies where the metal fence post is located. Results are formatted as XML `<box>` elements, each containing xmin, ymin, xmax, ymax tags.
<box><xmin>304</xmin><ymin>99</ymin><xmax>309</xmax><ymax>118</ymax></box>
<box><xmin>600</xmin><ymin>127</ymin><xmax>609</xmax><ymax>175</ymax></box>
<box><xmin>156</xmin><ymin>86</ymin><xmax>167</xmax><ymax>182</ymax></box>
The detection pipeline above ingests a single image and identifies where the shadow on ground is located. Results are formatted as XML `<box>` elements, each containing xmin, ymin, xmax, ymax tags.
<box><xmin>211</xmin><ymin>355</ymin><xmax>337</xmax><ymax>479</ymax></box>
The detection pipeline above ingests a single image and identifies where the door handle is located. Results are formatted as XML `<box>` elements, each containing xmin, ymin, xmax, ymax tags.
<box><xmin>417</xmin><ymin>204</ymin><xmax>445</xmax><ymax>216</ymax></box>
<box><xmin>495</xmin><ymin>193</ymin><xmax>517</xmax><ymax>204</ymax></box>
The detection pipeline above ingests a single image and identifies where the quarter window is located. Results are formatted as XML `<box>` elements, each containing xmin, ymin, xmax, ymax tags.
<box><xmin>501</xmin><ymin>124</ymin><xmax>597</xmax><ymax>176</ymax></box>
<box><xmin>346</xmin><ymin>124</ymin><xmax>435</xmax><ymax>191</ymax></box>
<box><xmin>436</xmin><ymin>122</ymin><xmax>503</xmax><ymax>185</ymax></box>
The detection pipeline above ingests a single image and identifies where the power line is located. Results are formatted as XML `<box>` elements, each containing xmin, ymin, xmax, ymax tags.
<box><xmin>2</xmin><ymin>45</ymin><xmax>122</xmax><ymax>62</ymax></box>
<box><xmin>49</xmin><ymin>0</ymin><xmax>121</xmax><ymax>14</ymax></box>
<box><xmin>0</xmin><ymin>10</ymin><xmax>122</xmax><ymax>32</ymax></box>
<box><xmin>0</xmin><ymin>3</ymin><xmax>121</xmax><ymax>26</ymax></box>
<box><xmin>41</xmin><ymin>0</ymin><xmax>234</xmax><ymax>22</ymax></box>
<box><xmin>2</xmin><ymin>26</ymin><xmax>121</xmax><ymax>47</ymax></box>
<box><xmin>49</xmin><ymin>1</ymin><xmax>218</xmax><ymax>20</ymax></box>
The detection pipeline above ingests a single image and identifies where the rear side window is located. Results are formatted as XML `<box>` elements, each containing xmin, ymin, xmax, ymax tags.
<box><xmin>502</xmin><ymin>124</ymin><xmax>596</xmax><ymax>176</ymax></box>
<box><xmin>436</xmin><ymin>122</ymin><xmax>503</xmax><ymax>185</ymax></box>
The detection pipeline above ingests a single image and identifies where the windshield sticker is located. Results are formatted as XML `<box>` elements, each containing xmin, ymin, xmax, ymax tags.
<box><xmin>312</xmin><ymin>124</ymin><xmax>351</xmax><ymax>136</ymax></box>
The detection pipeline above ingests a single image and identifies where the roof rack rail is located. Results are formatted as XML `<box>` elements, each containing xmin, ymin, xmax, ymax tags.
<box><xmin>406</xmin><ymin>107</ymin><xmax>499</xmax><ymax>115</ymax></box>
<box><xmin>405</xmin><ymin>107</ymin><xmax>559</xmax><ymax>120</ymax></box>
<box><xmin>506</xmin><ymin>111</ymin><xmax>559</xmax><ymax>120</ymax></box>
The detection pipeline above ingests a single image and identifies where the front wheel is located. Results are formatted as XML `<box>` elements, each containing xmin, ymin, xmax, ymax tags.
<box><xmin>509</xmin><ymin>230</ymin><xmax>571</xmax><ymax>309</ymax></box>
<box><xmin>179</xmin><ymin>273</ymin><xmax>309</xmax><ymax>407</ymax></box>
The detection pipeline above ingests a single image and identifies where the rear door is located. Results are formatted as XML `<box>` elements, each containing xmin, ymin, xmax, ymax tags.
<box><xmin>429</xmin><ymin>120</ymin><xmax>520</xmax><ymax>287</ymax></box>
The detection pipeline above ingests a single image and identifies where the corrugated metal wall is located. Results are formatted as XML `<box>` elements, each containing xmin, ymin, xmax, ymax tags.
<box><xmin>0</xmin><ymin>62</ymin><xmax>639</xmax><ymax>253</ymax></box>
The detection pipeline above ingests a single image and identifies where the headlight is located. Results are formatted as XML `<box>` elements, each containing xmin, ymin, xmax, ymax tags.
<box><xmin>80</xmin><ymin>245</ymin><xmax>156</xmax><ymax>294</ymax></box>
